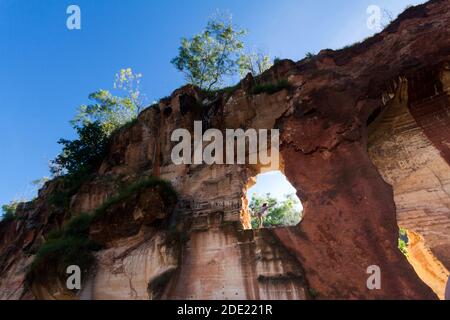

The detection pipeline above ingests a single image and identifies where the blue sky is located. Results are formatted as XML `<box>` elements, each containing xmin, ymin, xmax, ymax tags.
<box><xmin>0</xmin><ymin>0</ymin><xmax>426</xmax><ymax>210</ymax></box>
<box><xmin>247</xmin><ymin>171</ymin><xmax>303</xmax><ymax>211</ymax></box>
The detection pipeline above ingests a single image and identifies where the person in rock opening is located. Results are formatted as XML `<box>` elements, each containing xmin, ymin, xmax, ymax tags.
<box><xmin>253</xmin><ymin>202</ymin><xmax>270</xmax><ymax>229</ymax></box>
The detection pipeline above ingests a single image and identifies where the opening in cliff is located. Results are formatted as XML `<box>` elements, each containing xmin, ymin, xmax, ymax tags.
<box><xmin>246</xmin><ymin>171</ymin><xmax>303</xmax><ymax>229</ymax></box>
<box><xmin>367</xmin><ymin>76</ymin><xmax>450</xmax><ymax>299</ymax></box>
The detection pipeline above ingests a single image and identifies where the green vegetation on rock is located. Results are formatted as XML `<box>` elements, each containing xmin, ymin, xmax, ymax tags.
<box><xmin>238</xmin><ymin>52</ymin><xmax>272</xmax><ymax>78</ymax></box>
<box><xmin>27</xmin><ymin>213</ymin><xmax>100</xmax><ymax>283</ymax></box>
<box><xmin>251</xmin><ymin>79</ymin><xmax>291</xmax><ymax>95</ymax></box>
<box><xmin>171</xmin><ymin>12</ymin><xmax>274</xmax><ymax>91</ymax></box>
<box><xmin>0</xmin><ymin>201</ymin><xmax>20</xmax><ymax>223</ymax></box>
<box><xmin>93</xmin><ymin>177</ymin><xmax>177</xmax><ymax>218</ymax></box>
<box><xmin>28</xmin><ymin>177</ymin><xmax>177</xmax><ymax>286</ymax></box>
<box><xmin>71</xmin><ymin>68</ymin><xmax>144</xmax><ymax>136</ymax></box>
<box><xmin>171</xmin><ymin>13</ymin><xmax>247</xmax><ymax>90</ymax></box>
<box><xmin>398</xmin><ymin>227</ymin><xmax>409</xmax><ymax>257</ymax></box>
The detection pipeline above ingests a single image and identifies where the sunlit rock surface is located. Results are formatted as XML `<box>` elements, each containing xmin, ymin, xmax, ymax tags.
<box><xmin>1</xmin><ymin>0</ymin><xmax>450</xmax><ymax>300</ymax></box>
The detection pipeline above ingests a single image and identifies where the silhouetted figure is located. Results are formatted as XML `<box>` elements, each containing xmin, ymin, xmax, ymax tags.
<box><xmin>255</xmin><ymin>203</ymin><xmax>270</xmax><ymax>229</ymax></box>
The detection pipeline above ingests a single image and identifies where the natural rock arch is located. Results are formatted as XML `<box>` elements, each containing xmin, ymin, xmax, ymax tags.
<box><xmin>1</xmin><ymin>0</ymin><xmax>449</xmax><ymax>300</ymax></box>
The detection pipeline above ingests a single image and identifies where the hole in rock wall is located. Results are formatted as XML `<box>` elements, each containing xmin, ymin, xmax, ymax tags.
<box><xmin>367</xmin><ymin>74</ymin><xmax>450</xmax><ymax>299</ymax></box>
<box><xmin>245</xmin><ymin>170</ymin><xmax>303</xmax><ymax>230</ymax></box>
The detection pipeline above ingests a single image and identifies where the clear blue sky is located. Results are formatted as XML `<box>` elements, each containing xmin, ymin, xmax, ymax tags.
<box><xmin>0</xmin><ymin>0</ymin><xmax>425</xmax><ymax>210</ymax></box>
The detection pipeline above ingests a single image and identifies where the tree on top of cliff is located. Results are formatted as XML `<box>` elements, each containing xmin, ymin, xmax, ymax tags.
<box><xmin>50</xmin><ymin>121</ymin><xmax>108</xmax><ymax>177</ymax></box>
<box><xmin>0</xmin><ymin>201</ymin><xmax>19</xmax><ymax>222</ymax></box>
<box><xmin>48</xmin><ymin>68</ymin><xmax>145</xmax><ymax>195</ymax></box>
<box><xmin>237</xmin><ymin>51</ymin><xmax>273</xmax><ymax>78</ymax></box>
<box><xmin>113</xmin><ymin>68</ymin><xmax>146</xmax><ymax>114</ymax></box>
<box><xmin>171</xmin><ymin>12</ymin><xmax>247</xmax><ymax>90</ymax></box>
<box><xmin>71</xmin><ymin>68</ymin><xmax>145</xmax><ymax>136</ymax></box>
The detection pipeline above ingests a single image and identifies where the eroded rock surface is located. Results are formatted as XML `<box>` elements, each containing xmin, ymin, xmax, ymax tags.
<box><xmin>1</xmin><ymin>0</ymin><xmax>450</xmax><ymax>300</ymax></box>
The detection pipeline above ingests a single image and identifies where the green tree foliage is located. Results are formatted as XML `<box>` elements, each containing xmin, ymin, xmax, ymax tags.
<box><xmin>238</xmin><ymin>52</ymin><xmax>273</xmax><ymax>77</ymax></box>
<box><xmin>171</xmin><ymin>13</ymin><xmax>247</xmax><ymax>90</ymax></box>
<box><xmin>50</xmin><ymin>122</ymin><xmax>108</xmax><ymax>176</ymax></box>
<box><xmin>249</xmin><ymin>193</ymin><xmax>302</xmax><ymax>229</ymax></box>
<box><xmin>1</xmin><ymin>201</ymin><xmax>19</xmax><ymax>222</ymax></box>
<box><xmin>114</xmin><ymin>68</ymin><xmax>145</xmax><ymax>113</ymax></box>
<box><xmin>51</xmin><ymin>68</ymin><xmax>145</xmax><ymax>178</ymax></box>
<box><xmin>71</xmin><ymin>89</ymin><xmax>133</xmax><ymax>136</ymax></box>
<box><xmin>398</xmin><ymin>228</ymin><xmax>409</xmax><ymax>257</ymax></box>
<box><xmin>27</xmin><ymin>214</ymin><xmax>100</xmax><ymax>283</ymax></box>
<box><xmin>72</xmin><ymin>68</ymin><xmax>144</xmax><ymax>136</ymax></box>
<box><xmin>251</xmin><ymin>79</ymin><xmax>291</xmax><ymax>95</ymax></box>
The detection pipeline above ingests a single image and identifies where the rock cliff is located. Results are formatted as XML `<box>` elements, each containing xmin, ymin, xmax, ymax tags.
<box><xmin>1</xmin><ymin>0</ymin><xmax>449</xmax><ymax>300</ymax></box>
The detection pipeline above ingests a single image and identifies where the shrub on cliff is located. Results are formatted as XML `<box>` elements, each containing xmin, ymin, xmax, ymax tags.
<box><xmin>93</xmin><ymin>177</ymin><xmax>178</xmax><ymax>218</ymax></box>
<box><xmin>50</xmin><ymin>68</ymin><xmax>145</xmax><ymax>178</ymax></box>
<box><xmin>305</xmin><ymin>52</ymin><xmax>316</xmax><ymax>59</ymax></box>
<box><xmin>28</xmin><ymin>176</ymin><xmax>177</xmax><ymax>286</ymax></box>
<box><xmin>50</xmin><ymin>122</ymin><xmax>108</xmax><ymax>177</ymax></box>
<box><xmin>398</xmin><ymin>228</ymin><xmax>409</xmax><ymax>257</ymax></box>
<box><xmin>48</xmin><ymin>122</ymin><xmax>107</xmax><ymax>209</ymax></box>
<box><xmin>0</xmin><ymin>201</ymin><xmax>19</xmax><ymax>223</ymax></box>
<box><xmin>27</xmin><ymin>214</ymin><xmax>101</xmax><ymax>284</ymax></box>
<box><xmin>251</xmin><ymin>79</ymin><xmax>292</xmax><ymax>95</ymax></box>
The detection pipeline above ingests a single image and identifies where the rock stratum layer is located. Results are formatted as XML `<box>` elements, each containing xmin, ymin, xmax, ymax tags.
<box><xmin>1</xmin><ymin>0</ymin><xmax>450</xmax><ymax>300</ymax></box>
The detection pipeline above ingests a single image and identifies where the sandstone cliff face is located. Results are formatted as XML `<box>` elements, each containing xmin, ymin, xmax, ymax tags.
<box><xmin>368</xmin><ymin>70</ymin><xmax>450</xmax><ymax>298</ymax></box>
<box><xmin>1</xmin><ymin>0</ymin><xmax>450</xmax><ymax>300</ymax></box>
<box><xmin>165</xmin><ymin>223</ymin><xmax>307</xmax><ymax>300</ymax></box>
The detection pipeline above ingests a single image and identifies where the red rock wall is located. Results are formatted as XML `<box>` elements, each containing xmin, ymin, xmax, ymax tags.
<box><xmin>1</xmin><ymin>0</ymin><xmax>449</xmax><ymax>301</ymax></box>
<box><xmin>368</xmin><ymin>67</ymin><xmax>450</xmax><ymax>298</ymax></box>
<box><xmin>165</xmin><ymin>221</ymin><xmax>307</xmax><ymax>300</ymax></box>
